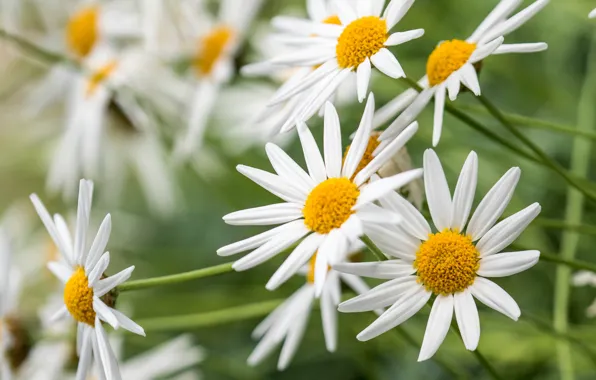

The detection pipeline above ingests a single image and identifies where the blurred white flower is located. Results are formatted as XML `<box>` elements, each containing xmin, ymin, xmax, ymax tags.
<box><xmin>30</xmin><ymin>179</ymin><xmax>146</xmax><ymax>379</ymax></box>
<box><xmin>335</xmin><ymin>150</ymin><xmax>541</xmax><ymax>361</ymax></box>
<box><xmin>590</xmin><ymin>8</ymin><xmax>596</xmax><ymax>18</ymax></box>
<box><xmin>218</xmin><ymin>95</ymin><xmax>421</xmax><ymax>296</ymax></box>
<box><xmin>246</xmin><ymin>0</ymin><xmax>423</xmax><ymax>132</ymax></box>
<box><xmin>248</xmin><ymin>241</ymin><xmax>370</xmax><ymax>371</ymax></box>
<box><xmin>572</xmin><ymin>270</ymin><xmax>596</xmax><ymax>317</ymax></box>
<box><xmin>376</xmin><ymin>0</ymin><xmax>549</xmax><ymax>147</ymax></box>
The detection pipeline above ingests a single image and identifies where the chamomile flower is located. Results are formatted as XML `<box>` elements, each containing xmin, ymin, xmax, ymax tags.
<box><xmin>334</xmin><ymin>150</ymin><xmax>541</xmax><ymax>361</ymax></box>
<box><xmin>47</xmin><ymin>45</ymin><xmax>182</xmax><ymax>215</ymax></box>
<box><xmin>30</xmin><ymin>179</ymin><xmax>146</xmax><ymax>379</ymax></box>
<box><xmin>377</xmin><ymin>0</ymin><xmax>549</xmax><ymax>146</ymax></box>
<box><xmin>260</xmin><ymin>0</ymin><xmax>424</xmax><ymax>132</ymax></box>
<box><xmin>171</xmin><ymin>0</ymin><xmax>264</xmax><ymax>158</ymax></box>
<box><xmin>218</xmin><ymin>94</ymin><xmax>421</xmax><ymax>295</ymax></box>
<box><xmin>572</xmin><ymin>271</ymin><xmax>596</xmax><ymax>317</ymax></box>
<box><xmin>248</xmin><ymin>243</ymin><xmax>371</xmax><ymax>371</ymax></box>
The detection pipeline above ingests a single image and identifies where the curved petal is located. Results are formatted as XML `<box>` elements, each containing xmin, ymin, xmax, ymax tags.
<box><xmin>477</xmin><ymin>250</ymin><xmax>540</xmax><ymax>277</ymax></box>
<box><xmin>298</xmin><ymin>122</ymin><xmax>327</xmax><ymax>183</ymax></box>
<box><xmin>423</xmin><ymin>149</ymin><xmax>452</xmax><ymax>231</ymax></box>
<box><xmin>418</xmin><ymin>295</ymin><xmax>454</xmax><ymax>361</ymax></box>
<box><xmin>451</xmin><ymin>151</ymin><xmax>478</xmax><ymax>231</ymax></box>
<box><xmin>470</xmin><ymin>277</ymin><xmax>520</xmax><ymax>320</ymax></box>
<box><xmin>454</xmin><ymin>290</ymin><xmax>480</xmax><ymax>351</ymax></box>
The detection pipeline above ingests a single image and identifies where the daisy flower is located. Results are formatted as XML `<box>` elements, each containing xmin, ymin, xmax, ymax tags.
<box><xmin>590</xmin><ymin>8</ymin><xmax>596</xmax><ymax>18</ymax></box>
<box><xmin>218</xmin><ymin>94</ymin><xmax>422</xmax><ymax>295</ymax></box>
<box><xmin>171</xmin><ymin>0</ymin><xmax>264</xmax><ymax>158</ymax></box>
<box><xmin>334</xmin><ymin>149</ymin><xmax>541</xmax><ymax>361</ymax></box>
<box><xmin>260</xmin><ymin>0</ymin><xmax>424</xmax><ymax>132</ymax></box>
<box><xmin>572</xmin><ymin>271</ymin><xmax>596</xmax><ymax>317</ymax></box>
<box><xmin>30</xmin><ymin>179</ymin><xmax>146</xmax><ymax>379</ymax></box>
<box><xmin>377</xmin><ymin>0</ymin><xmax>549</xmax><ymax>146</ymax></box>
<box><xmin>47</xmin><ymin>45</ymin><xmax>182</xmax><ymax>215</ymax></box>
<box><xmin>248</xmin><ymin>242</ymin><xmax>371</xmax><ymax>370</ymax></box>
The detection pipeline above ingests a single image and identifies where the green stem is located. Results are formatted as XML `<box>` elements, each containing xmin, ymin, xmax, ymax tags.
<box><xmin>540</xmin><ymin>252</ymin><xmax>596</xmax><ymax>273</ymax></box>
<box><xmin>138</xmin><ymin>298</ymin><xmax>284</xmax><ymax>332</ymax></box>
<box><xmin>533</xmin><ymin>218</ymin><xmax>596</xmax><ymax>237</ymax></box>
<box><xmin>553</xmin><ymin>31</ymin><xmax>596</xmax><ymax>380</ymax></box>
<box><xmin>360</xmin><ymin>235</ymin><xmax>388</xmax><ymax>261</ymax></box>
<box><xmin>476</xmin><ymin>94</ymin><xmax>596</xmax><ymax>203</ymax></box>
<box><xmin>471</xmin><ymin>350</ymin><xmax>503</xmax><ymax>380</ymax></box>
<box><xmin>118</xmin><ymin>262</ymin><xmax>234</xmax><ymax>292</ymax></box>
<box><xmin>458</xmin><ymin>103</ymin><xmax>596</xmax><ymax>142</ymax></box>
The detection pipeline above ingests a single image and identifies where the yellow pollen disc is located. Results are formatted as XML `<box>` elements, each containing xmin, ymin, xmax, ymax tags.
<box><xmin>426</xmin><ymin>39</ymin><xmax>477</xmax><ymax>86</ymax></box>
<box><xmin>336</xmin><ymin>16</ymin><xmax>387</xmax><ymax>69</ymax></box>
<box><xmin>66</xmin><ymin>6</ymin><xmax>99</xmax><ymax>58</ymax></box>
<box><xmin>414</xmin><ymin>229</ymin><xmax>479</xmax><ymax>295</ymax></box>
<box><xmin>303</xmin><ymin>178</ymin><xmax>360</xmax><ymax>234</ymax></box>
<box><xmin>194</xmin><ymin>26</ymin><xmax>234</xmax><ymax>76</ymax></box>
<box><xmin>343</xmin><ymin>133</ymin><xmax>381</xmax><ymax>179</ymax></box>
<box><xmin>322</xmin><ymin>15</ymin><xmax>342</xmax><ymax>25</ymax></box>
<box><xmin>86</xmin><ymin>60</ymin><xmax>118</xmax><ymax>97</ymax></box>
<box><xmin>64</xmin><ymin>267</ymin><xmax>96</xmax><ymax>326</ymax></box>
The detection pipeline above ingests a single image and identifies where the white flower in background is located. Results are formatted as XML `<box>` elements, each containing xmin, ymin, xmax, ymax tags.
<box><xmin>590</xmin><ymin>8</ymin><xmax>596</xmax><ymax>18</ymax></box>
<box><xmin>249</xmin><ymin>242</ymin><xmax>371</xmax><ymax>371</ymax></box>
<box><xmin>47</xmin><ymin>45</ymin><xmax>183</xmax><ymax>215</ymax></box>
<box><xmin>334</xmin><ymin>150</ymin><xmax>541</xmax><ymax>361</ymax></box>
<box><xmin>376</xmin><ymin>0</ymin><xmax>549</xmax><ymax>147</ymax></box>
<box><xmin>572</xmin><ymin>271</ymin><xmax>596</xmax><ymax>317</ymax></box>
<box><xmin>218</xmin><ymin>94</ymin><xmax>421</xmax><ymax>295</ymax></box>
<box><xmin>30</xmin><ymin>179</ymin><xmax>146</xmax><ymax>379</ymax></box>
<box><xmin>171</xmin><ymin>0</ymin><xmax>264</xmax><ymax>158</ymax></box>
<box><xmin>254</xmin><ymin>0</ymin><xmax>423</xmax><ymax>132</ymax></box>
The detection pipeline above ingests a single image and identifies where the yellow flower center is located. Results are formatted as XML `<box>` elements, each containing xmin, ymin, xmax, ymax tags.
<box><xmin>343</xmin><ymin>133</ymin><xmax>381</xmax><ymax>179</ymax></box>
<box><xmin>426</xmin><ymin>39</ymin><xmax>477</xmax><ymax>86</ymax></box>
<box><xmin>303</xmin><ymin>178</ymin><xmax>360</xmax><ymax>234</ymax></box>
<box><xmin>414</xmin><ymin>230</ymin><xmax>479</xmax><ymax>295</ymax></box>
<box><xmin>64</xmin><ymin>267</ymin><xmax>96</xmax><ymax>326</ymax></box>
<box><xmin>86</xmin><ymin>60</ymin><xmax>118</xmax><ymax>97</ymax></box>
<box><xmin>194</xmin><ymin>26</ymin><xmax>235</xmax><ymax>76</ymax></box>
<box><xmin>322</xmin><ymin>15</ymin><xmax>342</xmax><ymax>25</ymax></box>
<box><xmin>66</xmin><ymin>6</ymin><xmax>99</xmax><ymax>58</ymax></box>
<box><xmin>336</xmin><ymin>16</ymin><xmax>387</xmax><ymax>69</ymax></box>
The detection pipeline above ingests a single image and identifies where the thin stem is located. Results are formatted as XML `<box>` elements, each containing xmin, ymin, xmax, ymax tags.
<box><xmin>458</xmin><ymin>103</ymin><xmax>596</xmax><ymax>142</ymax></box>
<box><xmin>553</xmin><ymin>31</ymin><xmax>596</xmax><ymax>380</ymax></box>
<box><xmin>477</xmin><ymin>94</ymin><xmax>596</xmax><ymax>203</ymax></box>
<box><xmin>533</xmin><ymin>218</ymin><xmax>596</xmax><ymax>237</ymax></box>
<box><xmin>138</xmin><ymin>298</ymin><xmax>284</xmax><ymax>332</ymax></box>
<box><xmin>118</xmin><ymin>262</ymin><xmax>234</xmax><ymax>292</ymax></box>
<box><xmin>471</xmin><ymin>350</ymin><xmax>503</xmax><ymax>380</ymax></box>
<box><xmin>360</xmin><ymin>235</ymin><xmax>388</xmax><ymax>261</ymax></box>
<box><xmin>540</xmin><ymin>252</ymin><xmax>596</xmax><ymax>272</ymax></box>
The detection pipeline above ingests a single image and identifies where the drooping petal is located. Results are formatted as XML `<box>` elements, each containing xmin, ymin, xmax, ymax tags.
<box><xmin>470</xmin><ymin>277</ymin><xmax>520</xmax><ymax>320</ymax></box>
<box><xmin>454</xmin><ymin>290</ymin><xmax>480</xmax><ymax>351</ymax></box>
<box><xmin>418</xmin><ymin>295</ymin><xmax>454</xmax><ymax>361</ymax></box>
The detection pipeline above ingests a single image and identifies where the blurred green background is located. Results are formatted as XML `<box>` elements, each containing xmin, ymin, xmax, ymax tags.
<box><xmin>2</xmin><ymin>0</ymin><xmax>596</xmax><ymax>379</ymax></box>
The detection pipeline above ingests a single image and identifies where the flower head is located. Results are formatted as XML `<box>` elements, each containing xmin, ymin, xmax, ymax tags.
<box><xmin>335</xmin><ymin>150</ymin><xmax>541</xmax><ymax>361</ymax></box>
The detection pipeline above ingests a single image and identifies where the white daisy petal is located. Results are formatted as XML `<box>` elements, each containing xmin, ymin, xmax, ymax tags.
<box><xmin>379</xmin><ymin>88</ymin><xmax>434</xmax><ymax>142</ymax></box>
<box><xmin>237</xmin><ymin>165</ymin><xmax>306</xmax><ymax>204</ymax></box>
<box><xmin>47</xmin><ymin>261</ymin><xmax>73</xmax><ymax>283</ymax></box>
<box><xmin>477</xmin><ymin>250</ymin><xmax>540</xmax><ymax>277</ymax></box>
<box><xmin>333</xmin><ymin>260</ymin><xmax>415</xmax><ymax>279</ymax></box>
<box><xmin>459</xmin><ymin>64</ymin><xmax>481</xmax><ymax>96</ymax></box>
<box><xmin>454</xmin><ymin>290</ymin><xmax>480</xmax><ymax>351</ymax></box>
<box><xmin>479</xmin><ymin>0</ymin><xmax>549</xmax><ymax>44</ymax></box>
<box><xmin>266</xmin><ymin>143</ymin><xmax>315</xmax><ymax>195</ymax></box>
<box><xmin>95</xmin><ymin>266</ymin><xmax>135</xmax><ymax>297</ymax></box>
<box><xmin>357</xmin><ymin>0</ymin><xmax>373</xmax><ymax>17</ymax></box>
<box><xmin>85</xmin><ymin>214</ymin><xmax>112</xmax><ymax>272</ymax></box>
<box><xmin>75</xmin><ymin>333</ymin><xmax>93</xmax><ymax>380</ymax></box>
<box><xmin>323</xmin><ymin>102</ymin><xmax>343</xmax><ymax>178</ymax></box>
<box><xmin>385</xmin><ymin>29</ymin><xmax>425</xmax><ymax>46</ymax></box>
<box><xmin>269</xmin><ymin>46</ymin><xmax>335</xmax><ymax>67</ymax></box>
<box><xmin>29</xmin><ymin>194</ymin><xmax>70</xmax><ymax>262</ymax></box>
<box><xmin>370</xmin><ymin>48</ymin><xmax>405</xmax><ymax>79</ymax></box>
<box><xmin>335</xmin><ymin>0</ymin><xmax>358</xmax><ymax>24</ymax></box>
<box><xmin>298</xmin><ymin>122</ymin><xmax>327</xmax><ymax>183</ymax></box>
<box><xmin>423</xmin><ymin>149</ymin><xmax>452</xmax><ymax>231</ymax></box>
<box><xmin>277</xmin><ymin>296</ymin><xmax>314</xmax><ymax>370</ymax></box>
<box><xmin>377</xmin><ymin>191</ymin><xmax>431</xmax><ymax>240</ymax></box>
<box><xmin>314</xmin><ymin>232</ymin><xmax>341</xmax><ymax>296</ymax></box>
<box><xmin>110</xmin><ymin>308</ymin><xmax>146</xmax><ymax>336</ymax></box>
<box><xmin>355</xmin><ymin>203</ymin><xmax>402</xmax><ymax>225</ymax></box>
<box><xmin>355</xmin><ymin>121</ymin><xmax>418</xmax><ymax>186</ymax></box>
<box><xmin>339</xmin><ymin>277</ymin><xmax>419</xmax><ymax>312</ymax></box>
<box><xmin>342</xmin><ymin>94</ymin><xmax>376</xmax><ymax>178</ymax></box>
<box><xmin>50</xmin><ymin>305</ymin><xmax>69</xmax><ymax>322</ymax></box>
<box><xmin>476</xmin><ymin>203</ymin><xmax>541</xmax><ymax>257</ymax></box>
<box><xmin>364</xmin><ymin>223</ymin><xmax>418</xmax><ymax>261</ymax></box>
<box><xmin>446</xmin><ymin>74</ymin><xmax>461</xmax><ymax>101</ymax></box>
<box><xmin>223</xmin><ymin>203</ymin><xmax>304</xmax><ymax>226</ymax></box>
<box><xmin>339</xmin><ymin>214</ymin><xmax>364</xmax><ymax>241</ymax></box>
<box><xmin>269</xmin><ymin>61</ymin><xmax>339</xmax><ymax>105</ymax></box>
<box><xmin>74</xmin><ymin>179</ymin><xmax>93</xmax><ymax>265</ymax></box>
<box><xmin>432</xmin><ymin>83</ymin><xmax>446</xmax><ymax>147</ymax></box>
<box><xmin>451</xmin><ymin>151</ymin><xmax>478</xmax><ymax>231</ymax></box>
<box><xmin>93</xmin><ymin>298</ymin><xmax>120</xmax><ymax>329</ymax></box>
<box><xmin>418</xmin><ymin>295</ymin><xmax>454</xmax><ymax>362</ymax></box>
<box><xmin>53</xmin><ymin>214</ymin><xmax>74</xmax><ymax>264</ymax></box>
<box><xmin>384</xmin><ymin>0</ymin><xmax>415</xmax><ymax>29</ymax></box>
<box><xmin>356</xmin><ymin>285</ymin><xmax>430</xmax><ymax>341</ymax></box>
<box><xmin>493</xmin><ymin>42</ymin><xmax>548</xmax><ymax>54</ymax></box>
<box><xmin>590</xmin><ymin>8</ymin><xmax>596</xmax><ymax>19</ymax></box>
<box><xmin>356</xmin><ymin>57</ymin><xmax>371</xmax><ymax>102</ymax></box>
<box><xmin>466</xmin><ymin>167</ymin><xmax>521</xmax><ymax>240</ymax></box>
<box><xmin>470</xmin><ymin>36</ymin><xmax>505</xmax><ymax>62</ymax></box>
<box><xmin>470</xmin><ymin>277</ymin><xmax>521</xmax><ymax>320</ymax></box>
<box><xmin>356</xmin><ymin>169</ymin><xmax>423</xmax><ymax>207</ymax></box>
<box><xmin>217</xmin><ymin>220</ymin><xmax>306</xmax><ymax>257</ymax></box>
<box><xmin>88</xmin><ymin>252</ymin><xmax>110</xmax><ymax>287</ymax></box>
<box><xmin>307</xmin><ymin>0</ymin><xmax>327</xmax><ymax>20</ymax></box>
<box><xmin>467</xmin><ymin>0</ymin><xmax>523</xmax><ymax>43</ymax></box>
<box><xmin>266</xmin><ymin>233</ymin><xmax>325</xmax><ymax>291</ymax></box>
<box><xmin>94</xmin><ymin>318</ymin><xmax>122</xmax><ymax>380</ymax></box>
<box><xmin>321</xmin><ymin>287</ymin><xmax>338</xmax><ymax>352</ymax></box>
<box><xmin>372</xmin><ymin>88</ymin><xmax>418</xmax><ymax>129</ymax></box>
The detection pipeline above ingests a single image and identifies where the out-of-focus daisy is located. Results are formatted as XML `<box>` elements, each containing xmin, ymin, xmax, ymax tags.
<box><xmin>218</xmin><ymin>94</ymin><xmax>421</xmax><ymax>295</ymax></box>
<box><xmin>377</xmin><ymin>0</ymin><xmax>549</xmax><ymax>146</ymax></box>
<box><xmin>171</xmin><ymin>0</ymin><xmax>264</xmax><ymax>158</ymax></box>
<box><xmin>248</xmin><ymin>242</ymin><xmax>370</xmax><ymax>371</ymax></box>
<box><xmin>590</xmin><ymin>8</ymin><xmax>596</xmax><ymax>18</ymax></box>
<box><xmin>47</xmin><ymin>45</ymin><xmax>183</xmax><ymax>215</ymax></box>
<box><xmin>334</xmin><ymin>150</ymin><xmax>541</xmax><ymax>360</ymax></box>
<box><xmin>257</xmin><ymin>0</ymin><xmax>423</xmax><ymax>132</ymax></box>
<box><xmin>30</xmin><ymin>179</ymin><xmax>146</xmax><ymax>379</ymax></box>
<box><xmin>572</xmin><ymin>271</ymin><xmax>596</xmax><ymax>317</ymax></box>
